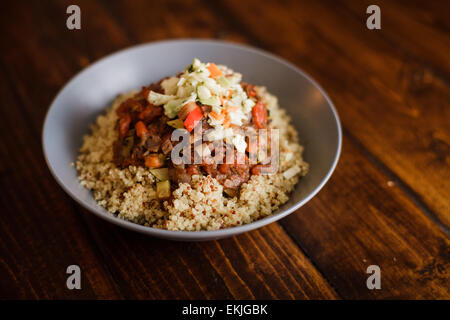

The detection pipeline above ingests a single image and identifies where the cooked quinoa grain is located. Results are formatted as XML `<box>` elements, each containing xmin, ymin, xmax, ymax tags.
<box><xmin>76</xmin><ymin>87</ymin><xmax>308</xmax><ymax>231</ymax></box>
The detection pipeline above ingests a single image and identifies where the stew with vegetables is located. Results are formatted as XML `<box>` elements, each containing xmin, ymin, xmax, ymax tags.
<box><xmin>113</xmin><ymin>59</ymin><xmax>273</xmax><ymax>199</ymax></box>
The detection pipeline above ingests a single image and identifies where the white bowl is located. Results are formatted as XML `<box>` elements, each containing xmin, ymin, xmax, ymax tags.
<box><xmin>43</xmin><ymin>39</ymin><xmax>342</xmax><ymax>241</ymax></box>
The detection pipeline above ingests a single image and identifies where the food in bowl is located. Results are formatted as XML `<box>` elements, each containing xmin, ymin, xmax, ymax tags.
<box><xmin>76</xmin><ymin>59</ymin><xmax>308</xmax><ymax>231</ymax></box>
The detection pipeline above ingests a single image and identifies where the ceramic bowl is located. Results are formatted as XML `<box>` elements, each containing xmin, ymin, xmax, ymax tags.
<box><xmin>42</xmin><ymin>39</ymin><xmax>342</xmax><ymax>241</ymax></box>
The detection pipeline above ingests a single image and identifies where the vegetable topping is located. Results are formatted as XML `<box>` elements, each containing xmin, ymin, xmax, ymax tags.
<box><xmin>113</xmin><ymin>58</ymin><xmax>273</xmax><ymax>195</ymax></box>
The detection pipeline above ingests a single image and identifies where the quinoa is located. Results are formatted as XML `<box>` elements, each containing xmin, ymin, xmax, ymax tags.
<box><xmin>76</xmin><ymin>87</ymin><xmax>308</xmax><ymax>231</ymax></box>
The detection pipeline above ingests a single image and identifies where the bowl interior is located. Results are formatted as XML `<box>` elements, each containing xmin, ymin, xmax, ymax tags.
<box><xmin>43</xmin><ymin>40</ymin><xmax>341</xmax><ymax>240</ymax></box>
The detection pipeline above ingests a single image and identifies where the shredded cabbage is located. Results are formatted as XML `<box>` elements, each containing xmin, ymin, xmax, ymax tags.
<box><xmin>146</xmin><ymin>58</ymin><xmax>256</xmax><ymax>152</ymax></box>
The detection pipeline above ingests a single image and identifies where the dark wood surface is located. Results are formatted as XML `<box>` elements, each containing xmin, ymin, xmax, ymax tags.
<box><xmin>0</xmin><ymin>0</ymin><xmax>448</xmax><ymax>299</ymax></box>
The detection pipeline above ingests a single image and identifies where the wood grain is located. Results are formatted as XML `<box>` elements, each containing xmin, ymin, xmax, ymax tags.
<box><xmin>0</xmin><ymin>62</ymin><xmax>120</xmax><ymax>300</ymax></box>
<box><xmin>282</xmin><ymin>138</ymin><xmax>450</xmax><ymax>299</ymax></box>
<box><xmin>0</xmin><ymin>0</ymin><xmax>448</xmax><ymax>299</ymax></box>
<box><xmin>0</xmin><ymin>0</ymin><xmax>337</xmax><ymax>299</ymax></box>
<box><xmin>82</xmin><ymin>216</ymin><xmax>338</xmax><ymax>299</ymax></box>
<box><xmin>342</xmin><ymin>0</ymin><xmax>450</xmax><ymax>79</ymax></box>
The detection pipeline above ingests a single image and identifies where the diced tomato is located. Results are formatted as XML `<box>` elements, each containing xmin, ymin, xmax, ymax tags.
<box><xmin>245</xmin><ymin>84</ymin><xmax>256</xmax><ymax>97</ymax></box>
<box><xmin>252</xmin><ymin>102</ymin><xmax>267</xmax><ymax>129</ymax></box>
<box><xmin>135</xmin><ymin>121</ymin><xmax>148</xmax><ymax>138</ymax></box>
<box><xmin>207</xmin><ymin>63</ymin><xmax>223</xmax><ymax>78</ymax></box>
<box><xmin>118</xmin><ymin>114</ymin><xmax>131</xmax><ymax>139</ymax></box>
<box><xmin>183</xmin><ymin>106</ymin><xmax>203</xmax><ymax>132</ymax></box>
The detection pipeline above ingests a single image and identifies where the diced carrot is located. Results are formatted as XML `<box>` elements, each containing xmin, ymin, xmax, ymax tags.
<box><xmin>207</xmin><ymin>63</ymin><xmax>223</xmax><ymax>78</ymax></box>
<box><xmin>184</xmin><ymin>106</ymin><xmax>203</xmax><ymax>132</ymax></box>
<box><xmin>210</xmin><ymin>111</ymin><xmax>225</xmax><ymax>121</ymax></box>
<box><xmin>219</xmin><ymin>96</ymin><xmax>224</xmax><ymax>106</ymax></box>
<box><xmin>139</xmin><ymin>106</ymin><xmax>162</xmax><ymax>121</ymax></box>
<box><xmin>135</xmin><ymin>121</ymin><xmax>148</xmax><ymax>138</ymax></box>
<box><xmin>118</xmin><ymin>114</ymin><xmax>131</xmax><ymax>139</ymax></box>
<box><xmin>225</xmin><ymin>106</ymin><xmax>239</xmax><ymax>113</ymax></box>
<box><xmin>227</xmin><ymin>90</ymin><xmax>234</xmax><ymax>99</ymax></box>
<box><xmin>145</xmin><ymin>154</ymin><xmax>164</xmax><ymax>168</ymax></box>
<box><xmin>222</xmin><ymin>117</ymin><xmax>231</xmax><ymax>128</ymax></box>
<box><xmin>252</xmin><ymin>102</ymin><xmax>267</xmax><ymax>129</ymax></box>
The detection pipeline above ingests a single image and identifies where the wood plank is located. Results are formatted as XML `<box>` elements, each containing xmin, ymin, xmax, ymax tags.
<box><xmin>0</xmin><ymin>0</ymin><xmax>338</xmax><ymax>299</ymax></box>
<box><xmin>283</xmin><ymin>137</ymin><xmax>450</xmax><ymax>299</ymax></box>
<box><xmin>0</xmin><ymin>0</ymin><xmax>126</xmax><ymax>300</ymax></box>
<box><xmin>211</xmin><ymin>0</ymin><xmax>450</xmax><ymax>227</ymax></box>
<box><xmin>2</xmin><ymin>0</ymin><xmax>448</xmax><ymax>299</ymax></box>
<box><xmin>201</xmin><ymin>0</ymin><xmax>450</xmax><ymax>298</ymax></box>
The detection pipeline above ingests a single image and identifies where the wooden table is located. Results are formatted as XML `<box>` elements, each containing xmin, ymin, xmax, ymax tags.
<box><xmin>0</xmin><ymin>0</ymin><xmax>448</xmax><ymax>299</ymax></box>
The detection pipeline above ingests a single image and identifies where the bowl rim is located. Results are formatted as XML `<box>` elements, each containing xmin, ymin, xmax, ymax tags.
<box><xmin>42</xmin><ymin>39</ymin><xmax>342</xmax><ymax>240</ymax></box>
